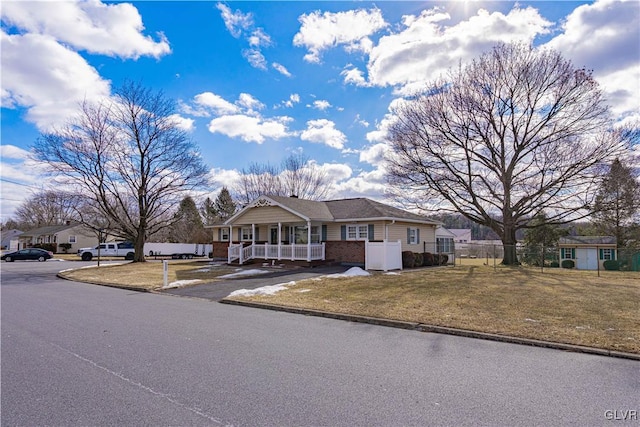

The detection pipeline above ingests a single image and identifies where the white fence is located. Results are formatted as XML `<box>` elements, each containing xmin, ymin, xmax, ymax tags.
<box><xmin>365</xmin><ymin>240</ymin><xmax>402</xmax><ymax>271</ymax></box>
<box><xmin>228</xmin><ymin>243</ymin><xmax>325</xmax><ymax>264</ymax></box>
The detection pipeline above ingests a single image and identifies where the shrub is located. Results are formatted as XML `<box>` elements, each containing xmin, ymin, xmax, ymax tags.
<box><xmin>561</xmin><ymin>259</ymin><xmax>575</xmax><ymax>269</ymax></box>
<box><xmin>59</xmin><ymin>243</ymin><xmax>72</xmax><ymax>253</ymax></box>
<box><xmin>603</xmin><ymin>260</ymin><xmax>620</xmax><ymax>271</ymax></box>
<box><xmin>33</xmin><ymin>243</ymin><xmax>57</xmax><ymax>253</ymax></box>
<box><xmin>438</xmin><ymin>254</ymin><xmax>449</xmax><ymax>265</ymax></box>
<box><xmin>423</xmin><ymin>252</ymin><xmax>434</xmax><ymax>266</ymax></box>
<box><xmin>402</xmin><ymin>251</ymin><xmax>416</xmax><ymax>268</ymax></box>
<box><xmin>549</xmin><ymin>261</ymin><xmax>559</xmax><ymax>268</ymax></box>
<box><xmin>413</xmin><ymin>252</ymin><xmax>423</xmax><ymax>267</ymax></box>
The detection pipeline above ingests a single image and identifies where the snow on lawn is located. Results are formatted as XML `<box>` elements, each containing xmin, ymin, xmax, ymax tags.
<box><xmin>218</xmin><ymin>269</ymin><xmax>270</xmax><ymax>279</ymax></box>
<box><xmin>326</xmin><ymin>266</ymin><xmax>370</xmax><ymax>278</ymax></box>
<box><xmin>162</xmin><ymin>279</ymin><xmax>202</xmax><ymax>289</ymax></box>
<box><xmin>228</xmin><ymin>281</ymin><xmax>297</xmax><ymax>297</ymax></box>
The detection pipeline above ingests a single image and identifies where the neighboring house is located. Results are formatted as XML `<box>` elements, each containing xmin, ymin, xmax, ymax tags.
<box><xmin>1</xmin><ymin>229</ymin><xmax>23</xmax><ymax>250</ymax></box>
<box><xmin>435</xmin><ymin>226</ymin><xmax>456</xmax><ymax>262</ymax></box>
<box><xmin>210</xmin><ymin>195</ymin><xmax>442</xmax><ymax>267</ymax></box>
<box><xmin>18</xmin><ymin>223</ymin><xmax>98</xmax><ymax>254</ymax></box>
<box><xmin>558</xmin><ymin>236</ymin><xmax>617</xmax><ymax>270</ymax></box>
<box><xmin>449</xmin><ymin>229</ymin><xmax>472</xmax><ymax>243</ymax></box>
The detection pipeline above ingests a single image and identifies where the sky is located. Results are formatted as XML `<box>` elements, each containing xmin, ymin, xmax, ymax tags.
<box><xmin>1</xmin><ymin>0</ymin><xmax>639</xmax><ymax>223</ymax></box>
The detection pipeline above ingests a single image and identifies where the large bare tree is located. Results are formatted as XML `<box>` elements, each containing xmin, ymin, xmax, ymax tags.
<box><xmin>13</xmin><ymin>190</ymin><xmax>77</xmax><ymax>228</ymax></box>
<box><xmin>33</xmin><ymin>81</ymin><xmax>209</xmax><ymax>262</ymax></box>
<box><xmin>387</xmin><ymin>43</ymin><xmax>629</xmax><ymax>264</ymax></box>
<box><xmin>235</xmin><ymin>153</ymin><xmax>331</xmax><ymax>205</ymax></box>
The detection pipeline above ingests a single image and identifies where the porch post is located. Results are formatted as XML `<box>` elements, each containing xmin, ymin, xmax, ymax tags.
<box><xmin>278</xmin><ymin>222</ymin><xmax>282</xmax><ymax>260</ymax></box>
<box><xmin>307</xmin><ymin>221</ymin><xmax>312</xmax><ymax>261</ymax></box>
<box><xmin>251</xmin><ymin>223</ymin><xmax>256</xmax><ymax>259</ymax></box>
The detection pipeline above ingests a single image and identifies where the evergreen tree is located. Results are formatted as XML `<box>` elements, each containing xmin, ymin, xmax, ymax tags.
<box><xmin>214</xmin><ymin>187</ymin><xmax>236</xmax><ymax>222</ymax></box>
<box><xmin>200</xmin><ymin>197</ymin><xmax>218</xmax><ymax>226</ymax></box>
<box><xmin>592</xmin><ymin>158</ymin><xmax>640</xmax><ymax>246</ymax></box>
<box><xmin>168</xmin><ymin>196</ymin><xmax>208</xmax><ymax>243</ymax></box>
<box><xmin>521</xmin><ymin>212</ymin><xmax>567</xmax><ymax>266</ymax></box>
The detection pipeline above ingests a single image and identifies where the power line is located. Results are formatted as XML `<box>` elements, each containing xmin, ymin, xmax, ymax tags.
<box><xmin>0</xmin><ymin>178</ymin><xmax>34</xmax><ymax>188</ymax></box>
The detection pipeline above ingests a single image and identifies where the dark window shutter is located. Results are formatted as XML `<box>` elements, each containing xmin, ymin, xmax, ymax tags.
<box><xmin>417</xmin><ymin>228</ymin><xmax>420</xmax><ymax>244</ymax></box>
<box><xmin>612</xmin><ymin>249</ymin><xmax>616</xmax><ymax>260</ymax></box>
<box><xmin>407</xmin><ymin>228</ymin><xmax>410</xmax><ymax>244</ymax></box>
<box><xmin>599</xmin><ymin>248</ymin><xmax>603</xmax><ymax>260</ymax></box>
<box><xmin>322</xmin><ymin>225</ymin><xmax>327</xmax><ymax>242</ymax></box>
<box><xmin>255</xmin><ymin>227</ymin><xmax>259</xmax><ymax>241</ymax></box>
<box><xmin>340</xmin><ymin>225</ymin><xmax>346</xmax><ymax>240</ymax></box>
<box><xmin>571</xmin><ymin>248</ymin><xmax>575</xmax><ymax>258</ymax></box>
<box><xmin>368</xmin><ymin>224</ymin><xmax>374</xmax><ymax>240</ymax></box>
<box><xmin>238</xmin><ymin>228</ymin><xmax>242</xmax><ymax>241</ymax></box>
<box><xmin>218</xmin><ymin>229</ymin><xmax>222</xmax><ymax>241</ymax></box>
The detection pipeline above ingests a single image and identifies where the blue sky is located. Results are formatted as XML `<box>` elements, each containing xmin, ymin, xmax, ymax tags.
<box><xmin>1</xmin><ymin>0</ymin><xmax>639</xmax><ymax>222</ymax></box>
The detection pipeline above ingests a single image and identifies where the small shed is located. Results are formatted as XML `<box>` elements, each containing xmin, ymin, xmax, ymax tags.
<box><xmin>558</xmin><ymin>236</ymin><xmax>617</xmax><ymax>270</ymax></box>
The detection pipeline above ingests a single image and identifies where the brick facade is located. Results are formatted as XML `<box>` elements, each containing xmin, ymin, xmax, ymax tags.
<box><xmin>324</xmin><ymin>240</ymin><xmax>365</xmax><ymax>265</ymax></box>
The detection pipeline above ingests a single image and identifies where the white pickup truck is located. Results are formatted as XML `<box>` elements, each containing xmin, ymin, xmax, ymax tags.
<box><xmin>77</xmin><ymin>242</ymin><xmax>212</xmax><ymax>261</ymax></box>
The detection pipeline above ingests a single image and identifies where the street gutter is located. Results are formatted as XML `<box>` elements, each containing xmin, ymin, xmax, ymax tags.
<box><xmin>220</xmin><ymin>298</ymin><xmax>640</xmax><ymax>362</ymax></box>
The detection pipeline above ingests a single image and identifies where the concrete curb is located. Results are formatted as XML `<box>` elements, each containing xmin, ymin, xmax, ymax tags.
<box><xmin>56</xmin><ymin>273</ymin><xmax>152</xmax><ymax>293</ymax></box>
<box><xmin>219</xmin><ymin>299</ymin><xmax>640</xmax><ymax>361</ymax></box>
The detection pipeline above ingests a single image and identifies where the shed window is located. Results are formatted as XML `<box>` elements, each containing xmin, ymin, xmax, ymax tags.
<box><xmin>561</xmin><ymin>248</ymin><xmax>575</xmax><ymax>259</ymax></box>
<box><xmin>600</xmin><ymin>249</ymin><xmax>615</xmax><ymax>260</ymax></box>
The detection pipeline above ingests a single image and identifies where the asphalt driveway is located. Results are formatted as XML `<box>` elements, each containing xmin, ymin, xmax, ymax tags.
<box><xmin>160</xmin><ymin>264</ymin><xmax>350</xmax><ymax>301</ymax></box>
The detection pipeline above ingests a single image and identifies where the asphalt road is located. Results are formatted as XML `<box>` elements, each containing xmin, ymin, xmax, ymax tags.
<box><xmin>1</xmin><ymin>260</ymin><xmax>638</xmax><ymax>426</ymax></box>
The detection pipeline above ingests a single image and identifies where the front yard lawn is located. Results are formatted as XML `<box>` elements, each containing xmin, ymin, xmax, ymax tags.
<box><xmin>226</xmin><ymin>265</ymin><xmax>640</xmax><ymax>354</ymax></box>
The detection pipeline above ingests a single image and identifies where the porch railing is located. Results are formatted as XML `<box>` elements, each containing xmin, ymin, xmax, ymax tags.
<box><xmin>228</xmin><ymin>243</ymin><xmax>325</xmax><ymax>264</ymax></box>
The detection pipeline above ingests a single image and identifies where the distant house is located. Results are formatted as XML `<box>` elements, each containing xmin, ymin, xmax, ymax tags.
<box><xmin>18</xmin><ymin>224</ymin><xmax>98</xmax><ymax>254</ymax></box>
<box><xmin>449</xmin><ymin>229</ymin><xmax>472</xmax><ymax>243</ymax></box>
<box><xmin>1</xmin><ymin>229</ymin><xmax>23</xmax><ymax>250</ymax></box>
<box><xmin>558</xmin><ymin>236</ymin><xmax>617</xmax><ymax>270</ymax></box>
<box><xmin>210</xmin><ymin>195</ymin><xmax>442</xmax><ymax>267</ymax></box>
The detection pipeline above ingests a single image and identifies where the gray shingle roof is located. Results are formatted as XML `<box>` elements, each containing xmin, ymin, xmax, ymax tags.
<box><xmin>248</xmin><ymin>195</ymin><xmax>439</xmax><ymax>225</ymax></box>
<box><xmin>559</xmin><ymin>236</ymin><xmax>617</xmax><ymax>245</ymax></box>
<box><xmin>19</xmin><ymin>224</ymin><xmax>79</xmax><ymax>237</ymax></box>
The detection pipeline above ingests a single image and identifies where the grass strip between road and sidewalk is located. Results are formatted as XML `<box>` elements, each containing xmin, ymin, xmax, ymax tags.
<box><xmin>59</xmin><ymin>258</ymin><xmax>640</xmax><ymax>354</ymax></box>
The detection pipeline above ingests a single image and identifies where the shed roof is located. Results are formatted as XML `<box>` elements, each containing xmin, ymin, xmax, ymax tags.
<box><xmin>558</xmin><ymin>236</ymin><xmax>617</xmax><ymax>246</ymax></box>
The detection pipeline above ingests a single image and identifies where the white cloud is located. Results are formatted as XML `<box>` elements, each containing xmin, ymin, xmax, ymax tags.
<box><xmin>249</xmin><ymin>28</ymin><xmax>271</xmax><ymax>47</ymax></box>
<box><xmin>1</xmin><ymin>0</ymin><xmax>170</xmax><ymax>59</ymax></box>
<box><xmin>192</xmin><ymin>92</ymin><xmax>240</xmax><ymax>116</ymax></box>
<box><xmin>544</xmin><ymin>0</ymin><xmax>640</xmax><ymax>120</ymax></box>
<box><xmin>300</xmin><ymin>119</ymin><xmax>347</xmax><ymax>149</ymax></box>
<box><xmin>1</xmin><ymin>31</ymin><xmax>111</xmax><ymax>130</ymax></box>
<box><xmin>207</xmin><ymin>114</ymin><xmax>292</xmax><ymax>143</ymax></box>
<box><xmin>293</xmin><ymin>8</ymin><xmax>388</xmax><ymax>63</ymax></box>
<box><xmin>341</xmin><ymin>66</ymin><xmax>368</xmax><ymax>86</ymax></box>
<box><xmin>272</xmin><ymin>62</ymin><xmax>292</xmax><ymax>77</ymax></box>
<box><xmin>216</xmin><ymin>3</ymin><xmax>253</xmax><ymax>38</ymax></box>
<box><xmin>243</xmin><ymin>49</ymin><xmax>268</xmax><ymax>70</ymax></box>
<box><xmin>364</xmin><ymin>6</ymin><xmax>551</xmax><ymax>92</ymax></box>
<box><xmin>359</xmin><ymin>143</ymin><xmax>389</xmax><ymax>166</ymax></box>
<box><xmin>311</xmin><ymin>100</ymin><xmax>332</xmax><ymax>110</ymax></box>
<box><xmin>237</xmin><ymin>93</ymin><xmax>265</xmax><ymax>113</ymax></box>
<box><xmin>0</xmin><ymin>144</ymin><xmax>30</xmax><ymax>160</ymax></box>
<box><xmin>168</xmin><ymin>114</ymin><xmax>195</xmax><ymax>132</ymax></box>
<box><xmin>281</xmin><ymin>93</ymin><xmax>300</xmax><ymax>108</ymax></box>
<box><xmin>317</xmin><ymin>162</ymin><xmax>353</xmax><ymax>182</ymax></box>
<box><xmin>331</xmin><ymin>168</ymin><xmax>388</xmax><ymax>200</ymax></box>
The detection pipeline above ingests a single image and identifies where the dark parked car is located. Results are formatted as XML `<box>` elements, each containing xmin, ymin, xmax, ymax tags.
<box><xmin>1</xmin><ymin>248</ymin><xmax>54</xmax><ymax>262</ymax></box>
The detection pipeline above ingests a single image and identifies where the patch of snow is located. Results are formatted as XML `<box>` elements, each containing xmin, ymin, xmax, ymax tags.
<box><xmin>326</xmin><ymin>266</ymin><xmax>370</xmax><ymax>278</ymax></box>
<box><xmin>228</xmin><ymin>281</ymin><xmax>297</xmax><ymax>297</ymax></box>
<box><xmin>384</xmin><ymin>271</ymin><xmax>401</xmax><ymax>275</ymax></box>
<box><xmin>297</xmin><ymin>289</ymin><xmax>311</xmax><ymax>293</ymax></box>
<box><xmin>163</xmin><ymin>279</ymin><xmax>202</xmax><ymax>289</ymax></box>
<box><xmin>218</xmin><ymin>269</ymin><xmax>270</xmax><ymax>279</ymax></box>
<box><xmin>524</xmin><ymin>318</ymin><xmax>539</xmax><ymax>323</ymax></box>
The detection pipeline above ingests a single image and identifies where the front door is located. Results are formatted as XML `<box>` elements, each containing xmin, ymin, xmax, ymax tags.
<box><xmin>270</xmin><ymin>226</ymin><xmax>278</xmax><ymax>244</ymax></box>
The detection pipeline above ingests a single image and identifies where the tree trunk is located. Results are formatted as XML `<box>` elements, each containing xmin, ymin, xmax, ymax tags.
<box><xmin>501</xmin><ymin>226</ymin><xmax>520</xmax><ymax>265</ymax></box>
<box><xmin>134</xmin><ymin>232</ymin><xmax>146</xmax><ymax>263</ymax></box>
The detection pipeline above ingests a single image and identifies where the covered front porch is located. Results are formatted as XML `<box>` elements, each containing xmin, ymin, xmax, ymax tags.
<box><xmin>226</xmin><ymin>221</ymin><xmax>326</xmax><ymax>264</ymax></box>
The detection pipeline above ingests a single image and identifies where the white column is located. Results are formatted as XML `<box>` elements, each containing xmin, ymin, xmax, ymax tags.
<box><xmin>307</xmin><ymin>221</ymin><xmax>312</xmax><ymax>261</ymax></box>
<box><xmin>278</xmin><ymin>222</ymin><xmax>282</xmax><ymax>260</ymax></box>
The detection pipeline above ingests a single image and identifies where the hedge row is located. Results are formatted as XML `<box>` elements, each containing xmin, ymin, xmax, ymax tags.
<box><xmin>402</xmin><ymin>251</ymin><xmax>449</xmax><ymax>268</ymax></box>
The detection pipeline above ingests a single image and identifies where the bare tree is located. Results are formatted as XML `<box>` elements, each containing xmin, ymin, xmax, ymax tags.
<box><xmin>387</xmin><ymin>43</ymin><xmax>629</xmax><ymax>264</ymax></box>
<box><xmin>235</xmin><ymin>153</ymin><xmax>331</xmax><ymax>205</ymax></box>
<box><xmin>33</xmin><ymin>81</ymin><xmax>209</xmax><ymax>262</ymax></box>
<box><xmin>13</xmin><ymin>190</ymin><xmax>77</xmax><ymax>228</ymax></box>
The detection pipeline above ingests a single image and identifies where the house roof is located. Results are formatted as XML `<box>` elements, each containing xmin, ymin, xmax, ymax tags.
<box><xmin>224</xmin><ymin>195</ymin><xmax>441</xmax><ymax>226</ymax></box>
<box><xmin>558</xmin><ymin>236</ymin><xmax>617</xmax><ymax>246</ymax></box>
<box><xmin>19</xmin><ymin>223</ymin><xmax>80</xmax><ymax>237</ymax></box>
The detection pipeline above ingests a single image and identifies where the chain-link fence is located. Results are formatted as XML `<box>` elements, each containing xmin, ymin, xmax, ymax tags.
<box><xmin>454</xmin><ymin>242</ymin><xmax>640</xmax><ymax>273</ymax></box>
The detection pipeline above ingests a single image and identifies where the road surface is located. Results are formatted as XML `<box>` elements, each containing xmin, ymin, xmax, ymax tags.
<box><xmin>1</xmin><ymin>261</ymin><xmax>638</xmax><ymax>426</ymax></box>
